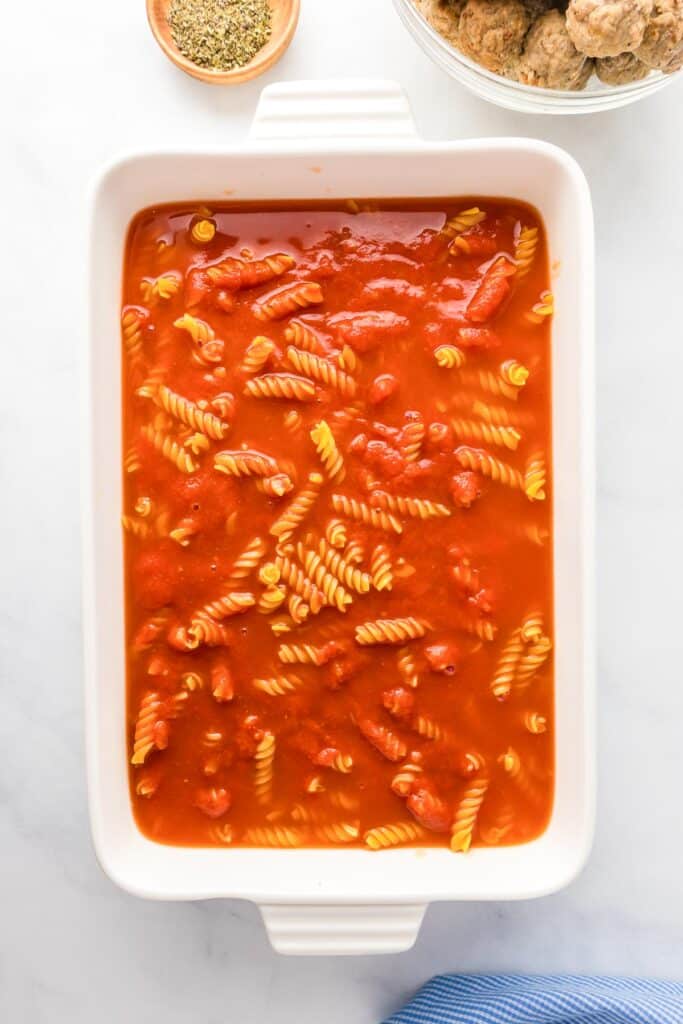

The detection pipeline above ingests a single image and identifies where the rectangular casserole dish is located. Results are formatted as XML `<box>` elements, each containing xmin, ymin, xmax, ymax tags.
<box><xmin>84</xmin><ymin>79</ymin><xmax>596</xmax><ymax>956</ymax></box>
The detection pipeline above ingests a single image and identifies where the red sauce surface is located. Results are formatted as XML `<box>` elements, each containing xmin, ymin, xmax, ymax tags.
<box><xmin>122</xmin><ymin>199</ymin><xmax>554</xmax><ymax>851</ymax></box>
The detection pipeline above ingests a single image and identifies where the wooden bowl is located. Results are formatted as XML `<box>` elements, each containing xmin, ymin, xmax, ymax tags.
<box><xmin>146</xmin><ymin>0</ymin><xmax>300</xmax><ymax>85</ymax></box>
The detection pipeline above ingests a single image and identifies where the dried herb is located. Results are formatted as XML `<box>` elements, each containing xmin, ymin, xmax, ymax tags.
<box><xmin>168</xmin><ymin>0</ymin><xmax>272</xmax><ymax>71</ymax></box>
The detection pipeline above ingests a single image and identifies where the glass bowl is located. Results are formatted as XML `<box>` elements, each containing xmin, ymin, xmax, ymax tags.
<box><xmin>393</xmin><ymin>0</ymin><xmax>677</xmax><ymax>115</ymax></box>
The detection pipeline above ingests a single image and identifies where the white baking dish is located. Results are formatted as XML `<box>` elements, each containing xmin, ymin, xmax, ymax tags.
<box><xmin>84</xmin><ymin>80</ymin><xmax>596</xmax><ymax>956</ymax></box>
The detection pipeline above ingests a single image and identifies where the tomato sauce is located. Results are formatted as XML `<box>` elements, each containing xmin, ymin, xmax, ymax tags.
<box><xmin>122</xmin><ymin>199</ymin><xmax>554</xmax><ymax>851</ymax></box>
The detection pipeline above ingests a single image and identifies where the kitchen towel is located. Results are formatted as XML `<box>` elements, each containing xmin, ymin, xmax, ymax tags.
<box><xmin>384</xmin><ymin>974</ymin><xmax>683</xmax><ymax>1023</ymax></box>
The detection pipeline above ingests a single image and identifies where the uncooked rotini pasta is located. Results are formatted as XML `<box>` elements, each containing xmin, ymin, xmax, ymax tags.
<box><xmin>526</xmin><ymin>290</ymin><xmax>554</xmax><ymax>324</ymax></box>
<box><xmin>286</xmin><ymin>346</ymin><xmax>357</xmax><ymax>398</ymax></box>
<box><xmin>450</xmin><ymin>417</ymin><xmax>521</xmax><ymax>452</ymax></box>
<box><xmin>124</xmin><ymin>198</ymin><xmax>554</xmax><ymax>852</ymax></box>
<box><xmin>450</xmin><ymin>775</ymin><xmax>489</xmax><ymax>853</ymax></box>
<box><xmin>243</xmin><ymin>373</ymin><xmax>317</xmax><ymax>402</ymax></box>
<box><xmin>355</xmin><ymin>617</ymin><xmax>428</xmax><ymax>646</ymax></box>
<box><xmin>331</xmin><ymin>495</ymin><xmax>402</xmax><ymax>534</ymax></box>
<box><xmin>253</xmin><ymin>281</ymin><xmax>324</xmax><ymax>321</ymax></box>
<box><xmin>140</xmin><ymin>424</ymin><xmax>197</xmax><ymax>474</ymax></box>
<box><xmin>441</xmin><ymin>206</ymin><xmax>486</xmax><ymax>240</ymax></box>
<box><xmin>310</xmin><ymin>419</ymin><xmax>345</xmax><ymax>482</ymax></box>
<box><xmin>364</xmin><ymin>822</ymin><xmax>427</xmax><ymax>849</ymax></box>
<box><xmin>370</xmin><ymin>544</ymin><xmax>393</xmax><ymax>592</ymax></box>
<box><xmin>369</xmin><ymin>491</ymin><xmax>451</xmax><ymax>520</ymax></box>
<box><xmin>434</xmin><ymin>344</ymin><xmax>466</xmax><ymax>369</ymax></box>
<box><xmin>270</xmin><ymin>472</ymin><xmax>324</xmax><ymax>541</ymax></box>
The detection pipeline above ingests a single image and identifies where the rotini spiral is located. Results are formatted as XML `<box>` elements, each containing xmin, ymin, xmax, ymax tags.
<box><xmin>450</xmin><ymin>775</ymin><xmax>489</xmax><ymax>853</ymax></box>
<box><xmin>152</xmin><ymin>384</ymin><xmax>227</xmax><ymax>439</ymax></box>
<box><xmin>451</xmin><ymin>418</ymin><xmax>521</xmax><ymax>452</ymax></box>
<box><xmin>325</xmin><ymin>518</ymin><xmax>347</xmax><ymax>549</ymax></box>
<box><xmin>140</xmin><ymin>424</ymin><xmax>197</xmax><ymax>474</ymax></box>
<box><xmin>206</xmin><ymin>252</ymin><xmax>296</xmax><ymax>291</ymax></box>
<box><xmin>520</xmin><ymin>612</ymin><xmax>544</xmax><ymax>644</ymax></box>
<box><xmin>526</xmin><ymin>290</ymin><xmax>554</xmax><ymax>324</ymax></box>
<box><xmin>270</xmin><ymin>472</ymin><xmax>324</xmax><ymax>541</ymax></box>
<box><xmin>524</xmin><ymin>711</ymin><xmax>547</xmax><ymax>734</ymax></box>
<box><xmin>186</xmin><ymin>618</ymin><xmax>233</xmax><ymax>648</ymax></box>
<box><xmin>524</xmin><ymin>452</ymin><xmax>547</xmax><ymax>501</ymax></box>
<box><xmin>391</xmin><ymin>759</ymin><xmax>423</xmax><ymax>797</ymax></box>
<box><xmin>358</xmin><ymin>719</ymin><xmax>408</xmax><ymax>762</ymax></box>
<box><xmin>273</xmin><ymin>554</ymin><xmax>326</xmax><ymax>614</ymax></box>
<box><xmin>191</xmin><ymin>218</ymin><xmax>215</xmax><ymax>245</ymax></box>
<box><xmin>455</xmin><ymin>446</ymin><xmax>525</xmax><ymax>492</ymax></box>
<box><xmin>364</xmin><ymin>822</ymin><xmax>427</xmax><ymax>849</ymax></box>
<box><xmin>227</xmin><ymin>537</ymin><xmax>267</xmax><ymax>585</ymax></box>
<box><xmin>312</xmin><ymin>821</ymin><xmax>360</xmax><ymax>844</ymax></box>
<box><xmin>254</xmin><ymin>731</ymin><xmax>276</xmax><ymax>804</ymax></box>
<box><xmin>457</xmin><ymin>369</ymin><xmax>522</xmax><ymax>402</ymax></box>
<box><xmin>121</xmin><ymin>515</ymin><xmax>151</xmax><ymax>539</ymax></box>
<box><xmin>283</xmin><ymin>318</ymin><xmax>327</xmax><ymax>354</ymax></box>
<box><xmin>441</xmin><ymin>206</ymin><xmax>486</xmax><ymax>240</ymax></box>
<box><xmin>434</xmin><ymin>344</ymin><xmax>466</xmax><ymax>369</ymax></box>
<box><xmin>498</xmin><ymin>747</ymin><xmax>540</xmax><ymax>804</ymax></box>
<box><xmin>277</xmin><ymin>642</ymin><xmax>327</xmax><ymax>666</ymax></box>
<box><xmin>131</xmin><ymin>691</ymin><xmax>187</xmax><ymax>765</ymax></box>
<box><xmin>173</xmin><ymin>313</ymin><xmax>215</xmax><ymax>344</ymax></box>
<box><xmin>124</xmin><ymin>445</ymin><xmax>141</xmax><ymax>474</ymax></box>
<box><xmin>121</xmin><ymin>307</ymin><xmax>147</xmax><ymax>366</ymax></box>
<box><xmin>214</xmin><ymin>449</ymin><xmax>278</xmax><ymax>478</ymax></box>
<box><xmin>253</xmin><ymin>281</ymin><xmax>324</xmax><ymax>321</ymax></box>
<box><xmin>258</xmin><ymin>586</ymin><xmax>287</xmax><ymax>614</ymax></box>
<box><xmin>297</xmin><ymin>544</ymin><xmax>352</xmax><ymax>613</ymax></box>
<box><xmin>243</xmin><ymin>373</ymin><xmax>317</xmax><ymax>402</ymax></box>
<box><xmin>355</xmin><ymin>617</ymin><xmax>427</xmax><ymax>646</ymax></box>
<box><xmin>331</xmin><ymin>495</ymin><xmax>402</xmax><ymax>535</ymax></box>
<box><xmin>197</xmin><ymin>591</ymin><xmax>255</xmax><ymax>622</ymax></box>
<box><xmin>471</xmin><ymin>399</ymin><xmax>535</xmax><ymax>431</ymax></box>
<box><xmin>516</xmin><ymin>635</ymin><xmax>552</xmax><ymax>687</ymax></box>
<box><xmin>411</xmin><ymin>714</ymin><xmax>444</xmax><ymax>742</ymax></box>
<box><xmin>287</xmin><ymin>593</ymin><xmax>310</xmax><ymax>624</ymax></box>
<box><xmin>370</xmin><ymin>544</ymin><xmax>393</xmax><ymax>592</ymax></box>
<box><xmin>343</xmin><ymin>539</ymin><xmax>365</xmax><ymax>565</ymax></box>
<box><xmin>310</xmin><ymin>420</ymin><xmax>345</xmax><ymax>482</ymax></box>
<box><xmin>241</xmin><ymin>336</ymin><xmax>275</xmax><ymax>374</ymax></box>
<box><xmin>337</xmin><ymin>345</ymin><xmax>358</xmax><ymax>374</ymax></box>
<box><xmin>491</xmin><ymin>628</ymin><xmax>524</xmax><ymax>701</ymax></box>
<box><xmin>140</xmin><ymin>273</ymin><xmax>181</xmax><ymax>304</ymax></box>
<box><xmin>397</xmin><ymin>647</ymin><xmax>420</xmax><ymax>689</ymax></box>
<box><xmin>283</xmin><ymin>409</ymin><xmax>303</xmax><ymax>434</ymax></box>
<box><xmin>286</xmin><ymin>346</ymin><xmax>357</xmax><ymax>398</ymax></box>
<box><xmin>316</xmin><ymin>538</ymin><xmax>371</xmax><ymax>594</ymax></box>
<box><xmin>243</xmin><ymin>826</ymin><xmax>305</xmax><ymax>847</ymax></box>
<box><xmin>168</xmin><ymin>517</ymin><xmax>199</xmax><ymax>546</ymax></box>
<box><xmin>514</xmin><ymin>225</ymin><xmax>538</xmax><ymax>279</ymax></box>
<box><xmin>369</xmin><ymin>491</ymin><xmax>451</xmax><ymax>520</ymax></box>
<box><xmin>253</xmin><ymin>673</ymin><xmax>303</xmax><ymax>696</ymax></box>
<box><xmin>500</xmin><ymin>359</ymin><xmax>529</xmax><ymax>390</ymax></box>
<box><xmin>400</xmin><ymin>419</ymin><xmax>425</xmax><ymax>463</ymax></box>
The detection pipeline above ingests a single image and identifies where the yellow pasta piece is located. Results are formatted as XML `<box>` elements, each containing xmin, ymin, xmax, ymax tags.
<box><xmin>169</xmin><ymin>518</ymin><xmax>199</xmax><ymax>546</ymax></box>
<box><xmin>241</xmin><ymin>336</ymin><xmax>275</xmax><ymax>374</ymax></box>
<box><xmin>140</xmin><ymin>273</ymin><xmax>182</xmax><ymax>304</ymax></box>
<box><xmin>130</xmin><ymin>691</ymin><xmax>187</xmax><ymax>766</ymax></box>
<box><xmin>310</xmin><ymin>419</ymin><xmax>345</xmax><ymax>482</ymax></box>
<box><xmin>458</xmin><ymin>369</ymin><xmax>522</xmax><ymax>402</ymax></box>
<box><xmin>286</xmin><ymin>346</ymin><xmax>357</xmax><ymax>398</ymax></box>
<box><xmin>244</xmin><ymin>373</ymin><xmax>317</xmax><ymax>402</ymax></box>
<box><xmin>451</xmin><ymin>418</ymin><xmax>521</xmax><ymax>452</ymax></box>
<box><xmin>500</xmin><ymin>359</ymin><xmax>529</xmax><ymax>390</ymax></box>
<box><xmin>316</xmin><ymin>538</ymin><xmax>371</xmax><ymax>594</ymax></box>
<box><xmin>400</xmin><ymin>419</ymin><xmax>425</xmax><ymax>463</ymax></box>
<box><xmin>455</xmin><ymin>446</ymin><xmax>524</xmax><ymax>492</ymax></box>
<box><xmin>368</xmin><ymin>491</ymin><xmax>451</xmax><ymax>520</ymax></box>
<box><xmin>524</xmin><ymin>711</ymin><xmax>547</xmax><ymax>734</ymax></box>
<box><xmin>254</xmin><ymin>732</ymin><xmax>276</xmax><ymax>804</ymax></box>
<box><xmin>277</xmin><ymin>642</ymin><xmax>327</xmax><ymax>666</ymax></box>
<box><xmin>498</xmin><ymin>746</ymin><xmax>540</xmax><ymax>804</ymax></box>
<box><xmin>268</xmin><ymin>472</ymin><xmax>324</xmax><ymax>542</ymax></box>
<box><xmin>273</xmin><ymin>554</ymin><xmax>326</xmax><ymax>614</ymax></box>
<box><xmin>434</xmin><ymin>344</ymin><xmax>466</xmax><ymax>369</ymax></box>
<box><xmin>411</xmin><ymin>714</ymin><xmax>444</xmax><ymax>742</ymax></box>
<box><xmin>191</xmin><ymin>218</ymin><xmax>216</xmax><ymax>244</ymax></box>
<box><xmin>253</xmin><ymin>674</ymin><xmax>303</xmax><ymax>697</ymax></box>
<box><xmin>297</xmin><ymin>544</ymin><xmax>352</xmax><ymax>613</ymax></box>
<box><xmin>227</xmin><ymin>537</ymin><xmax>267</xmax><ymax>585</ymax></box>
<box><xmin>283</xmin><ymin>409</ymin><xmax>303</xmax><ymax>434</ymax></box>
<box><xmin>441</xmin><ymin>206</ymin><xmax>486</xmax><ymax>240</ymax></box>
<box><xmin>312</xmin><ymin>821</ymin><xmax>360</xmax><ymax>844</ymax></box>
<box><xmin>491</xmin><ymin>628</ymin><xmax>524</xmax><ymax>701</ymax></box>
<box><xmin>364</xmin><ymin>822</ymin><xmax>427</xmax><ymax>849</ymax></box>
<box><xmin>520</xmin><ymin>612</ymin><xmax>544</xmax><ymax>644</ymax></box>
<box><xmin>472</xmin><ymin>399</ymin><xmax>535</xmax><ymax>430</ymax></box>
<box><xmin>391</xmin><ymin>760</ymin><xmax>423</xmax><ymax>796</ymax></box>
<box><xmin>283</xmin><ymin>318</ymin><xmax>327</xmax><ymax>354</ymax></box>
<box><xmin>124</xmin><ymin>445</ymin><xmax>141</xmax><ymax>474</ymax></box>
<box><xmin>287</xmin><ymin>593</ymin><xmax>310</xmax><ymax>624</ymax></box>
<box><xmin>214</xmin><ymin>449</ymin><xmax>278</xmax><ymax>478</ymax></box>
<box><xmin>140</xmin><ymin>424</ymin><xmax>197</xmax><ymax>474</ymax></box>
<box><xmin>253</xmin><ymin>281</ymin><xmax>323</xmax><ymax>321</ymax></box>
<box><xmin>121</xmin><ymin>308</ymin><xmax>146</xmax><ymax>366</ymax></box>
<box><xmin>397</xmin><ymin>647</ymin><xmax>420</xmax><ymax>689</ymax></box>
<box><xmin>243</xmin><ymin>826</ymin><xmax>306</xmax><ymax>847</ymax></box>
<box><xmin>197</xmin><ymin>591</ymin><xmax>255</xmax><ymax>622</ymax></box>
<box><xmin>181</xmin><ymin>671</ymin><xmax>204</xmax><ymax>692</ymax></box>
<box><xmin>450</xmin><ymin>775</ymin><xmax>489</xmax><ymax>853</ymax></box>
<box><xmin>526</xmin><ymin>290</ymin><xmax>554</xmax><ymax>324</ymax></box>
<box><xmin>174</xmin><ymin>313</ymin><xmax>215</xmax><ymax>344</ymax></box>
<box><xmin>524</xmin><ymin>452</ymin><xmax>547</xmax><ymax>501</ymax></box>
<box><xmin>514</xmin><ymin>225</ymin><xmax>538</xmax><ymax>279</ymax></box>
<box><xmin>331</xmin><ymin>494</ymin><xmax>402</xmax><ymax>535</ymax></box>
<box><xmin>355</xmin><ymin>617</ymin><xmax>427</xmax><ymax>646</ymax></box>
<box><xmin>516</xmin><ymin>635</ymin><xmax>552</xmax><ymax>687</ymax></box>
<box><xmin>325</xmin><ymin>518</ymin><xmax>347</xmax><ymax>549</ymax></box>
<box><xmin>337</xmin><ymin>344</ymin><xmax>358</xmax><ymax>374</ymax></box>
<box><xmin>257</xmin><ymin>585</ymin><xmax>287</xmax><ymax>614</ymax></box>
<box><xmin>370</xmin><ymin>544</ymin><xmax>393</xmax><ymax>592</ymax></box>
<box><xmin>121</xmin><ymin>515</ymin><xmax>151</xmax><ymax>539</ymax></box>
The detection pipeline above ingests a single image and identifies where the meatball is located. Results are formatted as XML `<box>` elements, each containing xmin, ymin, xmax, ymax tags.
<box><xmin>636</xmin><ymin>0</ymin><xmax>683</xmax><ymax>71</ymax></box>
<box><xmin>519</xmin><ymin>9</ymin><xmax>595</xmax><ymax>86</ymax></box>
<box><xmin>566</xmin><ymin>0</ymin><xmax>653</xmax><ymax>57</ymax></box>
<box><xmin>459</xmin><ymin>0</ymin><xmax>532</xmax><ymax>76</ymax></box>
<box><xmin>596</xmin><ymin>50</ymin><xmax>650</xmax><ymax>80</ymax></box>
<box><xmin>415</xmin><ymin>0</ymin><xmax>466</xmax><ymax>46</ymax></box>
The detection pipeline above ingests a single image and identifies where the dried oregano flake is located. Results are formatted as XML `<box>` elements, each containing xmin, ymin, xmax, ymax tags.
<box><xmin>168</xmin><ymin>0</ymin><xmax>272</xmax><ymax>71</ymax></box>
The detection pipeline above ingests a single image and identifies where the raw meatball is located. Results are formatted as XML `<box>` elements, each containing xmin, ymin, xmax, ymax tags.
<box><xmin>459</xmin><ymin>0</ymin><xmax>532</xmax><ymax>76</ymax></box>
<box><xmin>596</xmin><ymin>50</ymin><xmax>650</xmax><ymax>79</ymax></box>
<box><xmin>566</xmin><ymin>0</ymin><xmax>653</xmax><ymax>57</ymax></box>
<box><xmin>636</xmin><ymin>0</ymin><xmax>683</xmax><ymax>71</ymax></box>
<box><xmin>414</xmin><ymin>0</ymin><xmax>466</xmax><ymax>47</ymax></box>
<box><xmin>519</xmin><ymin>9</ymin><xmax>595</xmax><ymax>86</ymax></box>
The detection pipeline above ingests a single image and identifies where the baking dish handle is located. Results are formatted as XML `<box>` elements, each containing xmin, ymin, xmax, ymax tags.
<box><xmin>249</xmin><ymin>79</ymin><xmax>418</xmax><ymax>141</ymax></box>
<box><xmin>259</xmin><ymin>902</ymin><xmax>427</xmax><ymax>956</ymax></box>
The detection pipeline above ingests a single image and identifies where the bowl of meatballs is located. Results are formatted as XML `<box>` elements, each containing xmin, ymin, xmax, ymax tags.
<box><xmin>394</xmin><ymin>0</ymin><xmax>683</xmax><ymax>113</ymax></box>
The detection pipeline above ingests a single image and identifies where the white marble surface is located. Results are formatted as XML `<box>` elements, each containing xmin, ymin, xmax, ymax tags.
<box><xmin>2</xmin><ymin>0</ymin><xmax>683</xmax><ymax>1019</ymax></box>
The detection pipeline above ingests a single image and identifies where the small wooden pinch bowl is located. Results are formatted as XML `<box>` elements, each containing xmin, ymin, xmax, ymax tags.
<box><xmin>146</xmin><ymin>0</ymin><xmax>300</xmax><ymax>85</ymax></box>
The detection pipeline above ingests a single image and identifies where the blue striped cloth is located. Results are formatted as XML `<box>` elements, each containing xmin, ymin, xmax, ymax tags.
<box><xmin>384</xmin><ymin>975</ymin><xmax>683</xmax><ymax>1024</ymax></box>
